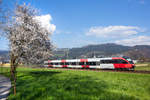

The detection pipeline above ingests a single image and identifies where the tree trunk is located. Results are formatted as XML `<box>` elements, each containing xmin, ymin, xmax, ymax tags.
<box><xmin>10</xmin><ymin>53</ymin><xmax>18</xmax><ymax>95</ymax></box>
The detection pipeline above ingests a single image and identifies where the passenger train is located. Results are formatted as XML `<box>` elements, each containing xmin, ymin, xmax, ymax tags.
<box><xmin>44</xmin><ymin>57</ymin><xmax>135</xmax><ymax>70</ymax></box>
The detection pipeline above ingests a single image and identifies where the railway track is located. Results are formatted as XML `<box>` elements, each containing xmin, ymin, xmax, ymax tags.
<box><xmin>46</xmin><ymin>67</ymin><xmax>150</xmax><ymax>74</ymax></box>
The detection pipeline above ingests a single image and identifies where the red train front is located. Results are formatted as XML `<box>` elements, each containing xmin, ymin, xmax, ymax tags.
<box><xmin>111</xmin><ymin>57</ymin><xmax>135</xmax><ymax>70</ymax></box>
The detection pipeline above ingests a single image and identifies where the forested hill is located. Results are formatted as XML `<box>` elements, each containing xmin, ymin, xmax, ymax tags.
<box><xmin>0</xmin><ymin>50</ymin><xmax>9</xmax><ymax>56</ymax></box>
<box><xmin>68</xmin><ymin>43</ymin><xmax>131</xmax><ymax>58</ymax></box>
<box><xmin>124</xmin><ymin>45</ymin><xmax>150</xmax><ymax>61</ymax></box>
<box><xmin>0</xmin><ymin>50</ymin><xmax>9</xmax><ymax>61</ymax></box>
<box><xmin>53</xmin><ymin>43</ymin><xmax>150</xmax><ymax>61</ymax></box>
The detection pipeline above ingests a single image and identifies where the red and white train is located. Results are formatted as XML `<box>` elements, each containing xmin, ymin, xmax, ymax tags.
<box><xmin>44</xmin><ymin>57</ymin><xmax>135</xmax><ymax>70</ymax></box>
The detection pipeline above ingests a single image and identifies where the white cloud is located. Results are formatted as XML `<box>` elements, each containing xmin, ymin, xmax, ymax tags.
<box><xmin>115</xmin><ymin>36</ymin><xmax>150</xmax><ymax>46</ymax></box>
<box><xmin>128</xmin><ymin>0</ymin><xmax>146</xmax><ymax>4</ymax></box>
<box><xmin>139</xmin><ymin>0</ymin><xmax>145</xmax><ymax>4</ymax></box>
<box><xmin>34</xmin><ymin>14</ymin><xmax>56</xmax><ymax>34</ymax></box>
<box><xmin>86</xmin><ymin>25</ymin><xmax>145</xmax><ymax>38</ymax></box>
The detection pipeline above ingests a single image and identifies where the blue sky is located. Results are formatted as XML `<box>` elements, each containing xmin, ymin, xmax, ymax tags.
<box><xmin>1</xmin><ymin>0</ymin><xmax>150</xmax><ymax>50</ymax></box>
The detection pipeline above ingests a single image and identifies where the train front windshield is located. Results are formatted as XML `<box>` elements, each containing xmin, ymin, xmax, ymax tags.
<box><xmin>128</xmin><ymin>60</ymin><xmax>134</xmax><ymax>64</ymax></box>
<box><xmin>123</xmin><ymin>56</ymin><xmax>134</xmax><ymax>64</ymax></box>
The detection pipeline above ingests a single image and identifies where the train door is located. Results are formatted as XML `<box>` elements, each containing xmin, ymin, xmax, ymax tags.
<box><xmin>80</xmin><ymin>59</ymin><xmax>89</xmax><ymax>68</ymax></box>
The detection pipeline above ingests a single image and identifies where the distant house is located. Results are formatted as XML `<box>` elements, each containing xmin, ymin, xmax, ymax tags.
<box><xmin>133</xmin><ymin>60</ymin><xmax>138</xmax><ymax>64</ymax></box>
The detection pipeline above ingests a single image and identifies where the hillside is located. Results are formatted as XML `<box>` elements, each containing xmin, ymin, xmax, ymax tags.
<box><xmin>53</xmin><ymin>43</ymin><xmax>150</xmax><ymax>61</ymax></box>
<box><xmin>0</xmin><ymin>50</ymin><xmax>9</xmax><ymax>56</ymax></box>
<box><xmin>0</xmin><ymin>50</ymin><xmax>9</xmax><ymax>61</ymax></box>
<box><xmin>124</xmin><ymin>45</ymin><xmax>150</xmax><ymax>61</ymax></box>
<box><xmin>68</xmin><ymin>43</ymin><xmax>131</xmax><ymax>58</ymax></box>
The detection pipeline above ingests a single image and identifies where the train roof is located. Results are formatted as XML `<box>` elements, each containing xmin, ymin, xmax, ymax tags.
<box><xmin>45</xmin><ymin>57</ymin><xmax>126</xmax><ymax>62</ymax></box>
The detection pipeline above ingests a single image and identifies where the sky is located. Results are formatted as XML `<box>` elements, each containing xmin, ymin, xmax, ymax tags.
<box><xmin>0</xmin><ymin>0</ymin><xmax>150</xmax><ymax>50</ymax></box>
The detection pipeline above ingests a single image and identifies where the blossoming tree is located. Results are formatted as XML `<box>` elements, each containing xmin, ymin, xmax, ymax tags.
<box><xmin>5</xmin><ymin>4</ymin><xmax>53</xmax><ymax>95</ymax></box>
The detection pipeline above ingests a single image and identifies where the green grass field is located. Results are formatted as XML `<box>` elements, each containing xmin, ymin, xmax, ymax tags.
<box><xmin>135</xmin><ymin>63</ymin><xmax>150</xmax><ymax>71</ymax></box>
<box><xmin>0</xmin><ymin>67</ymin><xmax>150</xmax><ymax>100</ymax></box>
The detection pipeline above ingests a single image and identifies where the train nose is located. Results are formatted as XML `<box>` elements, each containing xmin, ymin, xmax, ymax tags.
<box><xmin>132</xmin><ymin>64</ymin><xmax>135</xmax><ymax>67</ymax></box>
<box><xmin>132</xmin><ymin>65</ymin><xmax>135</xmax><ymax>69</ymax></box>
<box><xmin>132</xmin><ymin>65</ymin><xmax>134</xmax><ymax>68</ymax></box>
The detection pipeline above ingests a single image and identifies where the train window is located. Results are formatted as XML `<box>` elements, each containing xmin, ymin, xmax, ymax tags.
<box><xmin>96</xmin><ymin>62</ymin><xmax>100</xmax><ymax>65</ymax></box>
<box><xmin>129</xmin><ymin>61</ymin><xmax>134</xmax><ymax>64</ymax></box>
<box><xmin>100</xmin><ymin>60</ymin><xmax>113</xmax><ymax>64</ymax></box>
<box><xmin>101</xmin><ymin>59</ymin><xmax>128</xmax><ymax>64</ymax></box>
<box><xmin>50</xmin><ymin>63</ymin><xmax>53</xmax><ymax>65</ymax></box>
<box><xmin>86</xmin><ymin>62</ymin><xmax>97</xmax><ymax>65</ymax></box>
<box><xmin>104</xmin><ymin>60</ymin><xmax>109</xmax><ymax>63</ymax></box>
<box><xmin>86</xmin><ymin>62</ymin><xmax>90</xmax><ymax>65</ymax></box>
<box><xmin>54</xmin><ymin>63</ymin><xmax>59</xmax><ymax>65</ymax></box>
<box><xmin>107</xmin><ymin>60</ymin><xmax>112</xmax><ymax>63</ymax></box>
<box><xmin>119</xmin><ymin>60</ymin><xmax>128</xmax><ymax>64</ymax></box>
<box><xmin>71</xmin><ymin>62</ymin><xmax>76</xmax><ymax>65</ymax></box>
<box><xmin>79</xmin><ymin>62</ymin><xmax>84</xmax><ymax>65</ymax></box>
<box><xmin>64</xmin><ymin>62</ymin><xmax>69</xmax><ymax>65</ymax></box>
<box><xmin>111</xmin><ymin>60</ymin><xmax>119</xmax><ymax>63</ymax></box>
<box><xmin>100</xmin><ymin>60</ymin><xmax>105</xmax><ymax>64</ymax></box>
<box><xmin>92</xmin><ymin>62</ymin><xmax>96</xmax><ymax>65</ymax></box>
<box><xmin>60</xmin><ymin>62</ymin><xmax>64</xmax><ymax>65</ymax></box>
<box><xmin>111</xmin><ymin>59</ymin><xmax>128</xmax><ymax>64</ymax></box>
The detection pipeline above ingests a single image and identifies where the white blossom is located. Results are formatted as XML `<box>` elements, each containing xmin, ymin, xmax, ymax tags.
<box><xmin>7</xmin><ymin>4</ymin><xmax>53</xmax><ymax>64</ymax></box>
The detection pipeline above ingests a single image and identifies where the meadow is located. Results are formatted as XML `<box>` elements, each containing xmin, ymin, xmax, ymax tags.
<box><xmin>135</xmin><ymin>63</ymin><xmax>150</xmax><ymax>71</ymax></box>
<box><xmin>0</xmin><ymin>65</ymin><xmax>150</xmax><ymax>100</ymax></box>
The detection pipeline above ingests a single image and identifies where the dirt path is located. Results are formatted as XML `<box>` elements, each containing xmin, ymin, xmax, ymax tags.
<box><xmin>0</xmin><ymin>75</ymin><xmax>11</xmax><ymax>100</ymax></box>
<box><xmin>136</xmin><ymin>64</ymin><xmax>148</xmax><ymax>67</ymax></box>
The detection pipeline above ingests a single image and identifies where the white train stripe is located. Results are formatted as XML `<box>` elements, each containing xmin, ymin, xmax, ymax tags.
<box><xmin>100</xmin><ymin>64</ymin><xmax>114</xmax><ymax>69</ymax></box>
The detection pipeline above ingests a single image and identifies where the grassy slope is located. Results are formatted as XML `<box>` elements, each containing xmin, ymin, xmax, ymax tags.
<box><xmin>0</xmin><ymin>67</ymin><xmax>150</xmax><ymax>100</ymax></box>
